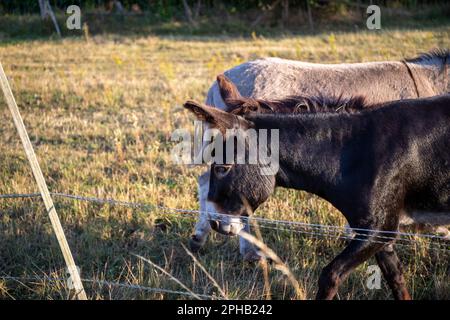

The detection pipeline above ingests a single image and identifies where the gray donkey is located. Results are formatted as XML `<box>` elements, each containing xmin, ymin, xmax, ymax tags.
<box><xmin>191</xmin><ymin>49</ymin><xmax>449</xmax><ymax>261</ymax></box>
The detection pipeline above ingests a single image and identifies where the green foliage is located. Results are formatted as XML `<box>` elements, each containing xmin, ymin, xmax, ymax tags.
<box><xmin>1</xmin><ymin>0</ymin><xmax>449</xmax><ymax>15</ymax></box>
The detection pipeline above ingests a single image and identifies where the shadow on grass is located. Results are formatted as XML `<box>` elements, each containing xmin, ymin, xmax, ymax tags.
<box><xmin>0</xmin><ymin>196</ymin><xmax>448</xmax><ymax>299</ymax></box>
<box><xmin>0</xmin><ymin>198</ymin><xmax>252</xmax><ymax>299</ymax></box>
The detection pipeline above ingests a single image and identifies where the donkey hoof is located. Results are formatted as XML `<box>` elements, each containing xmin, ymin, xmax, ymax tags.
<box><xmin>189</xmin><ymin>235</ymin><xmax>205</xmax><ymax>253</ymax></box>
<box><xmin>243</xmin><ymin>250</ymin><xmax>264</xmax><ymax>263</ymax></box>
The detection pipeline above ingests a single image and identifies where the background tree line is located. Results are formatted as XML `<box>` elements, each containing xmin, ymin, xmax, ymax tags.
<box><xmin>1</xmin><ymin>0</ymin><xmax>449</xmax><ymax>36</ymax></box>
<box><xmin>2</xmin><ymin>1</ymin><xmax>448</xmax><ymax>16</ymax></box>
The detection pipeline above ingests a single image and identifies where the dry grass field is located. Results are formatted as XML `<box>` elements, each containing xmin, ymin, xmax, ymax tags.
<box><xmin>0</xmin><ymin>17</ymin><xmax>449</xmax><ymax>299</ymax></box>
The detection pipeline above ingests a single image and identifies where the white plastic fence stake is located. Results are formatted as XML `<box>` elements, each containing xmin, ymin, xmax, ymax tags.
<box><xmin>0</xmin><ymin>62</ymin><xmax>87</xmax><ymax>300</ymax></box>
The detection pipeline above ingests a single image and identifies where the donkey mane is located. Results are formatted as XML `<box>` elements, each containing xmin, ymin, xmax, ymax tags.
<box><xmin>406</xmin><ymin>48</ymin><xmax>450</xmax><ymax>64</ymax></box>
<box><xmin>227</xmin><ymin>94</ymin><xmax>372</xmax><ymax>115</ymax></box>
<box><xmin>264</xmin><ymin>95</ymin><xmax>369</xmax><ymax>113</ymax></box>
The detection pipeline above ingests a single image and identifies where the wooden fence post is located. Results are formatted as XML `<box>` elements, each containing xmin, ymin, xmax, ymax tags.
<box><xmin>0</xmin><ymin>62</ymin><xmax>87</xmax><ymax>300</ymax></box>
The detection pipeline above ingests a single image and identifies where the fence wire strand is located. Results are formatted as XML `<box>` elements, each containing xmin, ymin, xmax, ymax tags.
<box><xmin>0</xmin><ymin>275</ymin><xmax>216</xmax><ymax>300</ymax></box>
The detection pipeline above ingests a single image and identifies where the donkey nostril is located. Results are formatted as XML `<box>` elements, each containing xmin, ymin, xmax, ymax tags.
<box><xmin>210</xmin><ymin>220</ymin><xmax>219</xmax><ymax>231</ymax></box>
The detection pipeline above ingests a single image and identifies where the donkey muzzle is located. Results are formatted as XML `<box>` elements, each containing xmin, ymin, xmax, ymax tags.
<box><xmin>209</xmin><ymin>219</ymin><xmax>243</xmax><ymax>236</ymax></box>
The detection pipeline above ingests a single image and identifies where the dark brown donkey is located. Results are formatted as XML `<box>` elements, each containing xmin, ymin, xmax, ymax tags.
<box><xmin>184</xmin><ymin>94</ymin><xmax>450</xmax><ymax>300</ymax></box>
<box><xmin>193</xmin><ymin>50</ymin><xmax>450</xmax><ymax>260</ymax></box>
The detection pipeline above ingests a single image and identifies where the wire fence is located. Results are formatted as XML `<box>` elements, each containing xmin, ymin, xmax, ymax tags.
<box><xmin>1</xmin><ymin>191</ymin><xmax>449</xmax><ymax>250</ymax></box>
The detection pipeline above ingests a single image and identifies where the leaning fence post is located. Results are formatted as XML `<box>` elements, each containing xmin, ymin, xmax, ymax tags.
<box><xmin>0</xmin><ymin>62</ymin><xmax>87</xmax><ymax>300</ymax></box>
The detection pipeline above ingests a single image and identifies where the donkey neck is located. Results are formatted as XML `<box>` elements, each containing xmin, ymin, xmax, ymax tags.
<box><xmin>407</xmin><ymin>56</ymin><xmax>449</xmax><ymax>95</ymax></box>
<box><xmin>249</xmin><ymin>112</ymin><xmax>369</xmax><ymax>203</ymax></box>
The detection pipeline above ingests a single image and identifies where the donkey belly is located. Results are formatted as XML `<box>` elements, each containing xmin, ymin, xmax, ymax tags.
<box><xmin>400</xmin><ymin>210</ymin><xmax>450</xmax><ymax>226</ymax></box>
<box><xmin>402</xmin><ymin>174</ymin><xmax>450</xmax><ymax>227</ymax></box>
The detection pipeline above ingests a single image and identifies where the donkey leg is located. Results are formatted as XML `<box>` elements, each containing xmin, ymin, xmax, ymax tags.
<box><xmin>316</xmin><ymin>239</ymin><xmax>385</xmax><ymax>300</ymax></box>
<box><xmin>189</xmin><ymin>171</ymin><xmax>212</xmax><ymax>252</ymax></box>
<box><xmin>375</xmin><ymin>244</ymin><xmax>411</xmax><ymax>300</ymax></box>
<box><xmin>240</xmin><ymin>223</ymin><xmax>263</xmax><ymax>262</ymax></box>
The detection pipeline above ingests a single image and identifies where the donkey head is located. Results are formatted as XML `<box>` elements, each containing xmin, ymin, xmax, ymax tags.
<box><xmin>184</xmin><ymin>100</ymin><xmax>277</xmax><ymax>236</ymax></box>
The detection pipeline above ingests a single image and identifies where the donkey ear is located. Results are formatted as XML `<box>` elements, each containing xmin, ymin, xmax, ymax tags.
<box><xmin>216</xmin><ymin>74</ymin><xmax>265</xmax><ymax>114</ymax></box>
<box><xmin>184</xmin><ymin>100</ymin><xmax>235</xmax><ymax>133</ymax></box>
<box><xmin>217</xmin><ymin>74</ymin><xmax>244</xmax><ymax>105</ymax></box>
<box><xmin>184</xmin><ymin>100</ymin><xmax>253</xmax><ymax>134</ymax></box>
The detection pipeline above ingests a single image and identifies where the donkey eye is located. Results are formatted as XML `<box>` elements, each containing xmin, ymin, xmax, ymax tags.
<box><xmin>214</xmin><ymin>165</ymin><xmax>231</xmax><ymax>177</ymax></box>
